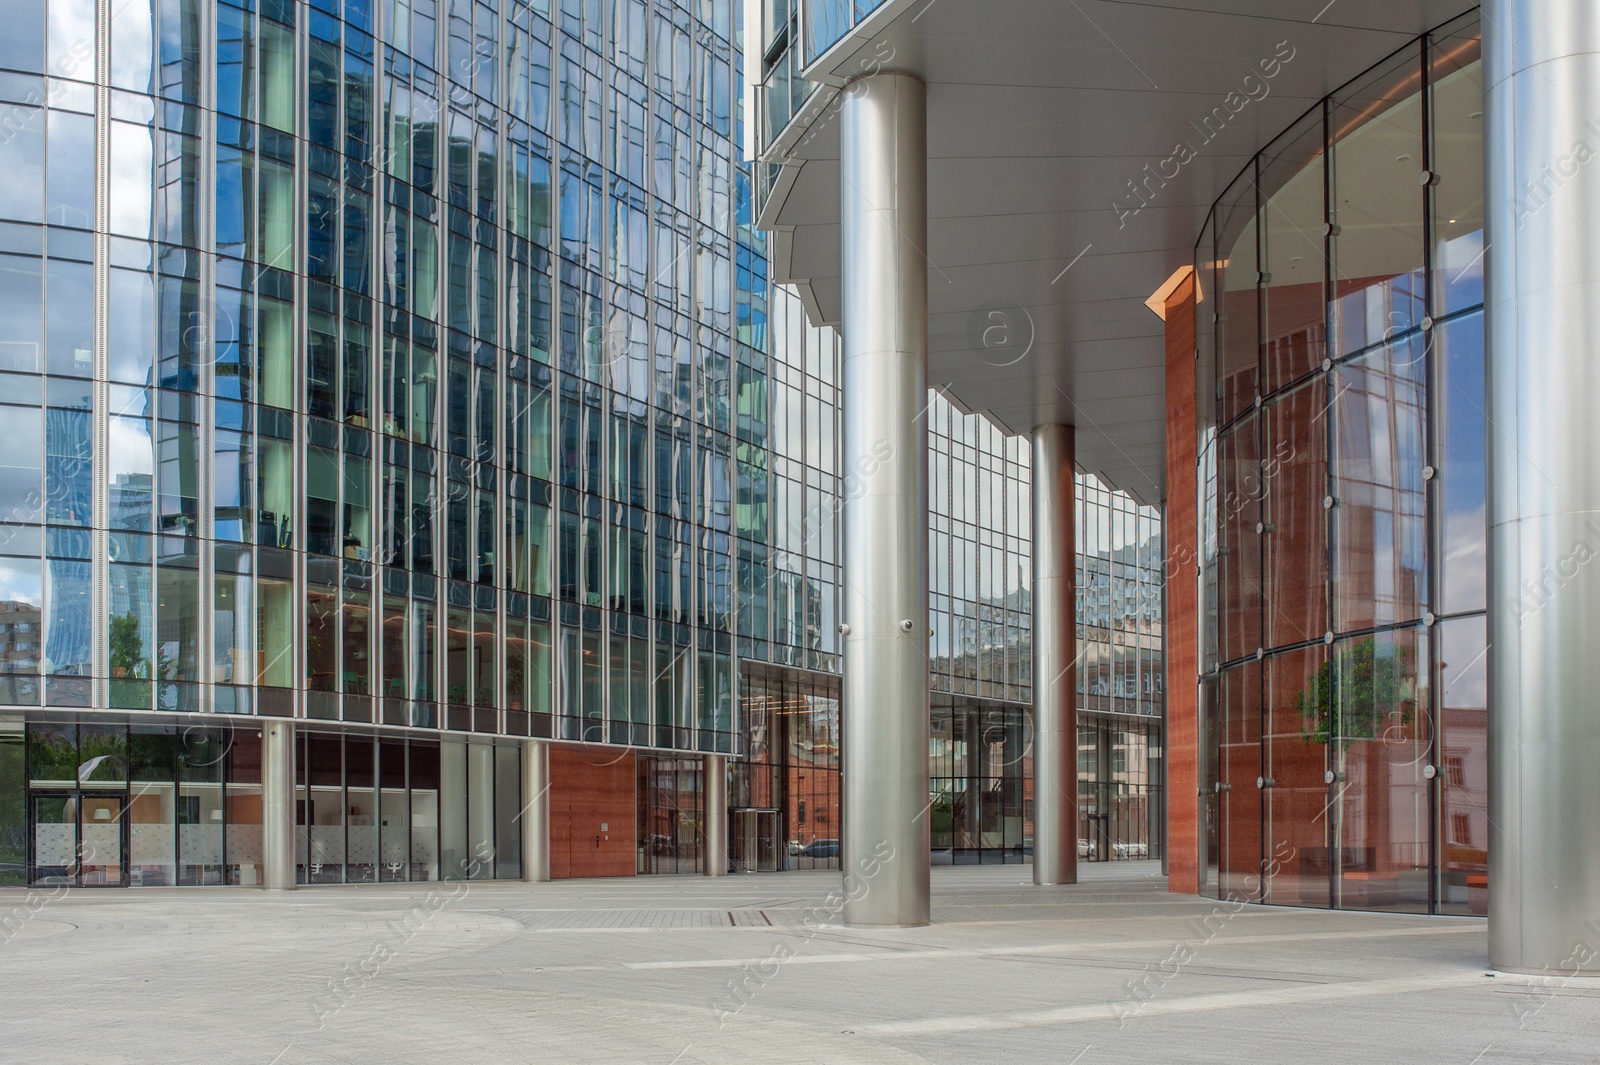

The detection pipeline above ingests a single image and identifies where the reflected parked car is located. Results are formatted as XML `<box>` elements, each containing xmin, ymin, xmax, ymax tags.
<box><xmin>1112</xmin><ymin>841</ymin><xmax>1148</xmax><ymax>859</ymax></box>
<box><xmin>1020</xmin><ymin>837</ymin><xmax>1096</xmax><ymax>859</ymax></box>
<box><xmin>799</xmin><ymin>838</ymin><xmax>839</xmax><ymax>858</ymax></box>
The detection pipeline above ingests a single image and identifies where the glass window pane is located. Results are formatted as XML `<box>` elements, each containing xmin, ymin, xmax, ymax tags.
<box><xmin>0</xmin><ymin>722</ymin><xmax>23</xmax><ymax>885</ymax></box>
<box><xmin>0</xmin><ymin>109</ymin><xmax>45</xmax><ymax>224</ymax></box>
<box><xmin>1333</xmin><ymin>335</ymin><xmax>1427</xmax><ymax>631</ymax></box>
<box><xmin>379</xmin><ymin>738</ymin><xmax>408</xmax><ymax>881</ymax></box>
<box><xmin>343</xmin><ymin>585</ymin><xmax>371</xmax><ymax>695</ymax></box>
<box><xmin>346</xmin><ymin>737</ymin><xmax>377</xmax><ymax>883</ymax></box>
<box><xmin>227</xmin><ymin>729</ymin><xmax>263</xmax><ymax>886</ymax></box>
<box><xmin>256</xmin><ymin>570</ymin><xmax>295</xmax><ymax>687</ymax></box>
<box><xmin>46</xmin><ymin>110</ymin><xmax>95</xmax><ymax>230</ymax></box>
<box><xmin>1332</xmin><ymin>47</ymin><xmax>1427</xmax><ymax>356</ymax></box>
<box><xmin>1437</xmin><ymin>615</ymin><xmax>1486</xmax><ymax>915</ymax></box>
<box><xmin>0</xmin><ymin>405</ymin><xmax>43</xmax><ymax>521</ymax></box>
<box><xmin>1217</xmin><ymin>417</ymin><xmax>1262</xmax><ymax>662</ymax></box>
<box><xmin>1261</xmin><ymin>111</ymin><xmax>1327</xmax><ymax>394</ymax></box>
<box><xmin>1217</xmin><ymin>661</ymin><xmax>1262</xmax><ymax>900</ymax></box>
<box><xmin>1214</xmin><ymin>171</ymin><xmax>1258</xmax><ymax>425</ymax></box>
<box><xmin>45</xmin><ymin>402</ymin><xmax>93</xmax><ymax>526</ymax></box>
<box><xmin>0</xmin><ymin>557</ymin><xmax>43</xmax><ymax>706</ymax></box>
<box><xmin>409</xmin><ymin>739</ymin><xmax>440</xmax><ymax>881</ymax></box>
<box><xmin>108</xmin><ymin>268</ymin><xmax>155</xmax><ymax>385</ymax></box>
<box><xmin>307</xmin><ymin>582</ymin><xmax>338</xmax><ymax>692</ymax></box>
<box><xmin>0</xmin><ymin>255</ymin><xmax>43</xmax><ymax>373</ymax></box>
<box><xmin>43</xmin><ymin>556</ymin><xmax>92</xmax><ymax>681</ymax></box>
<box><xmin>1264</xmin><ymin>648</ymin><xmax>1328</xmax><ymax>907</ymax></box>
<box><xmin>1263</xmin><ymin>379</ymin><xmax>1329</xmax><ymax>648</ymax></box>
<box><xmin>1435</xmin><ymin>311</ymin><xmax>1485</xmax><ymax>616</ymax></box>
<box><xmin>1332</xmin><ymin>628</ymin><xmax>1429</xmax><ymax>912</ymax></box>
<box><xmin>213</xmin><ymin>546</ymin><xmax>253</xmax><ymax>683</ymax></box>
<box><xmin>1430</xmin><ymin>34</ymin><xmax>1483</xmax><ymax>316</ymax></box>
<box><xmin>45</xmin><ymin>260</ymin><xmax>94</xmax><ymax>377</ymax></box>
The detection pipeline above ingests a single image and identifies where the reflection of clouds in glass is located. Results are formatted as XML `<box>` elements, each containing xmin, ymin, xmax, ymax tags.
<box><xmin>46</xmin><ymin>0</ymin><xmax>95</xmax><ymax>80</ymax></box>
<box><xmin>109</xmin><ymin>0</ymin><xmax>155</xmax><ymax>91</ymax></box>
<box><xmin>0</xmin><ymin>560</ymin><xmax>43</xmax><ymax>606</ymax></box>
<box><xmin>108</xmin><ymin>416</ymin><xmax>155</xmax><ymax>476</ymax></box>
<box><xmin>1443</xmin><ymin>504</ymin><xmax>1486</xmax><ymax>610</ymax></box>
<box><xmin>109</xmin><ymin>122</ymin><xmax>153</xmax><ymax>238</ymax></box>
<box><xmin>1439</xmin><ymin>616</ymin><xmax>1487</xmax><ymax>709</ymax></box>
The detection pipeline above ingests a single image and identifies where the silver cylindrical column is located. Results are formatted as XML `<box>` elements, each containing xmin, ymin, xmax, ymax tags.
<box><xmin>1485</xmin><ymin>0</ymin><xmax>1600</xmax><ymax>975</ymax></box>
<box><xmin>840</xmin><ymin>72</ymin><xmax>930</xmax><ymax>927</ymax></box>
<box><xmin>522</xmin><ymin>740</ymin><xmax>550</xmax><ymax>883</ymax></box>
<box><xmin>261</xmin><ymin>720</ymin><xmax>296</xmax><ymax>891</ymax></box>
<box><xmin>1032</xmin><ymin>425</ymin><xmax>1078</xmax><ymax>886</ymax></box>
<box><xmin>703</xmin><ymin>753</ymin><xmax>728</xmax><ymax>877</ymax></box>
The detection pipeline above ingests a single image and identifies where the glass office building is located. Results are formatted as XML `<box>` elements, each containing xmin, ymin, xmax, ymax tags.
<box><xmin>0</xmin><ymin>0</ymin><xmax>1165</xmax><ymax>888</ymax></box>
<box><xmin>0</xmin><ymin>0</ymin><xmax>756</xmax><ymax>886</ymax></box>
<box><xmin>1197</xmin><ymin>13</ymin><xmax>1486</xmax><ymax>913</ymax></box>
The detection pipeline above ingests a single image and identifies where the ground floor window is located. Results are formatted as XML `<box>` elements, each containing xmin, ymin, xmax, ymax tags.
<box><xmin>0</xmin><ymin>715</ymin><xmax>525</xmax><ymax>887</ymax></box>
<box><xmin>735</xmin><ymin>665</ymin><xmax>841</xmax><ymax>871</ymax></box>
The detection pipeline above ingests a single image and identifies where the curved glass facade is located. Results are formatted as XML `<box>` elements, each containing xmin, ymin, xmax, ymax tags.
<box><xmin>1197</xmin><ymin>13</ymin><xmax>1487</xmax><ymax>914</ymax></box>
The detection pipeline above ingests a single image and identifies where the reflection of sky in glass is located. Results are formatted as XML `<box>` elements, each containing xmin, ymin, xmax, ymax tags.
<box><xmin>0</xmin><ymin>558</ymin><xmax>43</xmax><ymax>607</ymax></box>
<box><xmin>108</xmin><ymin>121</ymin><xmax>153</xmax><ymax>238</ymax></box>
<box><xmin>108</xmin><ymin>415</ymin><xmax>155</xmax><ymax>476</ymax></box>
<box><xmin>1438</xmin><ymin>312</ymin><xmax>1486</xmax><ymax>615</ymax></box>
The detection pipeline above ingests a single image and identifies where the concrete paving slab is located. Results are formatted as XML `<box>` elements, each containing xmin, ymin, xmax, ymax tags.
<box><xmin>0</xmin><ymin>863</ymin><xmax>1591</xmax><ymax>1064</ymax></box>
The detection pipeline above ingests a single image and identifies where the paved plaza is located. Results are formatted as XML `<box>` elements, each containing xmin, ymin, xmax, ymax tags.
<box><xmin>1</xmin><ymin>863</ymin><xmax>1594</xmax><ymax>1063</ymax></box>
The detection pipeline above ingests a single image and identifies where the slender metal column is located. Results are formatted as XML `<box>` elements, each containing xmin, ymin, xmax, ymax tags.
<box><xmin>703</xmin><ymin>754</ymin><xmax>728</xmax><ymax>877</ymax></box>
<box><xmin>1032</xmin><ymin>425</ymin><xmax>1078</xmax><ymax>885</ymax></box>
<box><xmin>260</xmin><ymin>720</ymin><xmax>296</xmax><ymax>891</ymax></box>
<box><xmin>1485</xmin><ymin>0</ymin><xmax>1600</xmax><ymax>974</ymax></box>
<box><xmin>840</xmin><ymin>72</ymin><xmax>930</xmax><ymax>927</ymax></box>
<box><xmin>521</xmin><ymin>740</ymin><xmax>550</xmax><ymax>883</ymax></box>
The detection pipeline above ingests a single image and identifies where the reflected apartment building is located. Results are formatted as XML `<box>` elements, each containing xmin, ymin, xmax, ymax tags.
<box><xmin>0</xmin><ymin>0</ymin><xmax>1163</xmax><ymax>888</ymax></box>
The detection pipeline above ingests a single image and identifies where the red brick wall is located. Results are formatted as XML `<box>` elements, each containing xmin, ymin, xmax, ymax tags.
<box><xmin>1164</xmin><ymin>274</ymin><xmax>1200</xmax><ymax>896</ymax></box>
<box><xmin>550</xmin><ymin>745</ymin><xmax>637</xmax><ymax>878</ymax></box>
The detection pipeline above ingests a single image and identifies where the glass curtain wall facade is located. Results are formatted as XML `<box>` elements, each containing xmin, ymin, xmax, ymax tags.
<box><xmin>1197</xmin><ymin>14</ymin><xmax>1486</xmax><ymax>914</ymax></box>
<box><xmin>1077</xmin><ymin>475</ymin><xmax>1164</xmax><ymax>862</ymax></box>
<box><xmin>0</xmin><ymin>0</ymin><xmax>760</xmax><ymax>886</ymax></box>
<box><xmin>927</xmin><ymin>396</ymin><xmax>1032</xmax><ymax>864</ymax></box>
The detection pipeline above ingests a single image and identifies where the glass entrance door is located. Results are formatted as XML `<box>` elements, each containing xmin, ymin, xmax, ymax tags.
<box><xmin>730</xmin><ymin>809</ymin><xmax>778</xmax><ymax>872</ymax></box>
<box><xmin>80</xmin><ymin>794</ymin><xmax>126</xmax><ymax>885</ymax></box>
<box><xmin>30</xmin><ymin>791</ymin><xmax>128</xmax><ymax>887</ymax></box>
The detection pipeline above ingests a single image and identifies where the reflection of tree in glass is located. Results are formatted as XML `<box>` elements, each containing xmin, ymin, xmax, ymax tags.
<box><xmin>928</xmin><ymin>793</ymin><xmax>954</xmax><ymax>850</ymax></box>
<box><xmin>1296</xmin><ymin>638</ymin><xmax>1413</xmax><ymax>744</ymax></box>
<box><xmin>108</xmin><ymin>612</ymin><xmax>150</xmax><ymax>679</ymax></box>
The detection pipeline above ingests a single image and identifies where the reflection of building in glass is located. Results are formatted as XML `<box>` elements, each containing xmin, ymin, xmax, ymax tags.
<box><xmin>0</xmin><ymin>0</ymin><xmax>771</xmax><ymax>887</ymax></box>
<box><xmin>928</xmin><ymin>398</ymin><xmax>1032</xmax><ymax>865</ymax></box>
<box><xmin>0</xmin><ymin>600</ymin><xmax>43</xmax><ymax>677</ymax></box>
<box><xmin>1077</xmin><ymin>477</ymin><xmax>1165</xmax><ymax>862</ymax></box>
